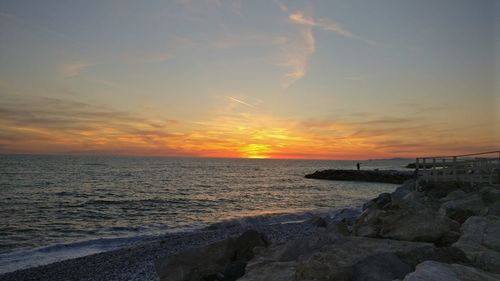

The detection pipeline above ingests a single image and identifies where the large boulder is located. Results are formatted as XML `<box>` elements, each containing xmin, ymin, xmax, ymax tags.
<box><xmin>363</xmin><ymin>192</ymin><xmax>392</xmax><ymax>211</ymax></box>
<box><xmin>421</xmin><ymin>181</ymin><xmax>464</xmax><ymax>199</ymax></box>
<box><xmin>239</xmin><ymin>234</ymin><xmax>472</xmax><ymax>281</ymax></box>
<box><xmin>402</xmin><ymin>261</ymin><xmax>500</xmax><ymax>281</ymax></box>
<box><xmin>486</xmin><ymin>201</ymin><xmax>500</xmax><ymax>217</ymax></box>
<box><xmin>380</xmin><ymin>212</ymin><xmax>457</xmax><ymax>243</ymax></box>
<box><xmin>239</xmin><ymin>233</ymin><xmax>437</xmax><ymax>281</ymax></box>
<box><xmin>326</xmin><ymin>220</ymin><xmax>351</xmax><ymax>236</ymax></box>
<box><xmin>479</xmin><ymin>186</ymin><xmax>500</xmax><ymax>205</ymax></box>
<box><xmin>249</xmin><ymin>232</ymin><xmax>342</xmax><ymax>263</ymax></box>
<box><xmin>400</xmin><ymin>191</ymin><xmax>426</xmax><ymax>207</ymax></box>
<box><xmin>351</xmin><ymin>253</ymin><xmax>413</xmax><ymax>281</ymax></box>
<box><xmin>155</xmin><ymin>230</ymin><xmax>269</xmax><ymax>281</ymax></box>
<box><xmin>353</xmin><ymin>208</ymin><xmax>387</xmax><ymax>237</ymax></box>
<box><xmin>395</xmin><ymin>246</ymin><xmax>470</xmax><ymax>267</ymax></box>
<box><xmin>305</xmin><ymin>216</ymin><xmax>327</xmax><ymax>228</ymax></box>
<box><xmin>391</xmin><ymin>180</ymin><xmax>417</xmax><ymax>201</ymax></box>
<box><xmin>438</xmin><ymin>193</ymin><xmax>484</xmax><ymax>224</ymax></box>
<box><xmin>354</xmin><ymin>199</ymin><xmax>458</xmax><ymax>243</ymax></box>
<box><xmin>295</xmin><ymin>236</ymin><xmax>431</xmax><ymax>281</ymax></box>
<box><xmin>453</xmin><ymin>215</ymin><xmax>500</xmax><ymax>273</ymax></box>
<box><xmin>237</xmin><ymin>261</ymin><xmax>296</xmax><ymax>281</ymax></box>
<box><xmin>439</xmin><ymin>189</ymin><xmax>467</xmax><ymax>202</ymax></box>
<box><xmin>237</xmin><ymin>232</ymin><xmax>342</xmax><ymax>281</ymax></box>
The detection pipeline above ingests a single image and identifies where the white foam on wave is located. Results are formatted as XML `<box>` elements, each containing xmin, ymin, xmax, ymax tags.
<box><xmin>204</xmin><ymin>207</ymin><xmax>361</xmax><ymax>230</ymax></box>
<box><xmin>0</xmin><ymin>207</ymin><xmax>361</xmax><ymax>275</ymax></box>
<box><xmin>0</xmin><ymin>235</ymin><xmax>155</xmax><ymax>274</ymax></box>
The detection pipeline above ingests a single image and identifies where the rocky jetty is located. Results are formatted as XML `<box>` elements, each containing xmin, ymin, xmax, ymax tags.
<box><xmin>304</xmin><ymin>169</ymin><xmax>415</xmax><ymax>184</ymax></box>
<box><xmin>155</xmin><ymin>180</ymin><xmax>500</xmax><ymax>281</ymax></box>
<box><xmin>405</xmin><ymin>163</ymin><xmax>436</xmax><ymax>169</ymax></box>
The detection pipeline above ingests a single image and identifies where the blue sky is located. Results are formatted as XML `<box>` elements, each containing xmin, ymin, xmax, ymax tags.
<box><xmin>0</xmin><ymin>0</ymin><xmax>498</xmax><ymax>158</ymax></box>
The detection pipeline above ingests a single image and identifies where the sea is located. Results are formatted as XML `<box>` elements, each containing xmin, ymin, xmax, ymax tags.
<box><xmin>0</xmin><ymin>155</ymin><xmax>412</xmax><ymax>274</ymax></box>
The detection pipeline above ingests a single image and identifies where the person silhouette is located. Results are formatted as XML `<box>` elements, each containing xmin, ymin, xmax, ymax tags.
<box><xmin>356</xmin><ymin>162</ymin><xmax>360</xmax><ymax>171</ymax></box>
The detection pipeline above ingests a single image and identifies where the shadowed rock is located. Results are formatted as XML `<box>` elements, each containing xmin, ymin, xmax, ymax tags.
<box><xmin>295</xmin><ymin>236</ymin><xmax>431</xmax><ymax>281</ymax></box>
<box><xmin>154</xmin><ymin>230</ymin><xmax>269</xmax><ymax>281</ymax></box>
<box><xmin>453</xmin><ymin>215</ymin><xmax>500</xmax><ymax>273</ymax></box>
<box><xmin>305</xmin><ymin>216</ymin><xmax>327</xmax><ymax>228</ymax></box>
<box><xmin>396</xmin><ymin>246</ymin><xmax>470</xmax><ymax>267</ymax></box>
<box><xmin>420</xmin><ymin>181</ymin><xmax>466</xmax><ymax>199</ymax></box>
<box><xmin>440</xmin><ymin>189</ymin><xmax>468</xmax><ymax>202</ymax></box>
<box><xmin>238</xmin><ymin>231</ymin><xmax>438</xmax><ymax>281</ymax></box>
<box><xmin>480</xmin><ymin>186</ymin><xmax>500</xmax><ymax>205</ymax></box>
<box><xmin>391</xmin><ymin>180</ymin><xmax>417</xmax><ymax>201</ymax></box>
<box><xmin>354</xmin><ymin>197</ymin><xmax>458</xmax><ymax>243</ymax></box>
<box><xmin>237</xmin><ymin>261</ymin><xmax>296</xmax><ymax>281</ymax></box>
<box><xmin>363</xmin><ymin>192</ymin><xmax>392</xmax><ymax>211</ymax></box>
<box><xmin>155</xmin><ymin>180</ymin><xmax>500</xmax><ymax>281</ymax></box>
<box><xmin>439</xmin><ymin>193</ymin><xmax>484</xmax><ymax>224</ymax></box>
<box><xmin>351</xmin><ymin>253</ymin><xmax>413</xmax><ymax>281</ymax></box>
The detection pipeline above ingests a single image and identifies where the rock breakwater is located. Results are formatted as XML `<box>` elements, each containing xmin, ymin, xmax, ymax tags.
<box><xmin>305</xmin><ymin>169</ymin><xmax>415</xmax><ymax>184</ymax></box>
<box><xmin>155</xmin><ymin>180</ymin><xmax>500</xmax><ymax>281</ymax></box>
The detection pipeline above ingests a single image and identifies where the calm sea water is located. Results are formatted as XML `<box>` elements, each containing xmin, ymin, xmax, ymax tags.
<box><xmin>0</xmin><ymin>155</ymin><xmax>410</xmax><ymax>273</ymax></box>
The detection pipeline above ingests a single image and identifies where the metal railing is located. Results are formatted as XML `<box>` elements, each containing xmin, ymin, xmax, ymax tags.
<box><xmin>415</xmin><ymin>150</ymin><xmax>500</xmax><ymax>186</ymax></box>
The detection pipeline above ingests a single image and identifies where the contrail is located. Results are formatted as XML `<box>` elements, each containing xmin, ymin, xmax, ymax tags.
<box><xmin>227</xmin><ymin>96</ymin><xmax>255</xmax><ymax>108</ymax></box>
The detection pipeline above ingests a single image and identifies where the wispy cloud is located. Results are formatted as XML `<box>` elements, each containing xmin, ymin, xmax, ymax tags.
<box><xmin>276</xmin><ymin>1</ymin><xmax>288</xmax><ymax>12</ymax></box>
<box><xmin>288</xmin><ymin>11</ymin><xmax>377</xmax><ymax>46</ymax></box>
<box><xmin>60</xmin><ymin>62</ymin><xmax>93</xmax><ymax>77</ymax></box>
<box><xmin>60</xmin><ymin>50</ymin><xmax>170</xmax><ymax>78</ymax></box>
<box><xmin>1</xmin><ymin>93</ymin><xmax>496</xmax><ymax>158</ymax></box>
<box><xmin>0</xmin><ymin>95</ymin><xmax>183</xmax><ymax>155</ymax></box>
<box><xmin>288</xmin><ymin>11</ymin><xmax>316</xmax><ymax>27</ymax></box>
<box><xmin>279</xmin><ymin>10</ymin><xmax>378</xmax><ymax>87</ymax></box>
<box><xmin>279</xmin><ymin>21</ymin><xmax>315</xmax><ymax>87</ymax></box>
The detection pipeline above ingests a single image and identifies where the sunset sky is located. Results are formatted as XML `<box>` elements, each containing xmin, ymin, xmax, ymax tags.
<box><xmin>0</xmin><ymin>0</ymin><xmax>498</xmax><ymax>159</ymax></box>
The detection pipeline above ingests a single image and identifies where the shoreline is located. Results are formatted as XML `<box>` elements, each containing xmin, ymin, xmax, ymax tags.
<box><xmin>3</xmin><ymin>178</ymin><xmax>499</xmax><ymax>280</ymax></box>
<box><xmin>0</xmin><ymin>156</ymin><xmax>404</xmax><ymax>273</ymax></box>
<box><xmin>149</xmin><ymin>178</ymin><xmax>500</xmax><ymax>281</ymax></box>
<box><xmin>0</xmin><ymin>206</ymin><xmax>361</xmax><ymax>280</ymax></box>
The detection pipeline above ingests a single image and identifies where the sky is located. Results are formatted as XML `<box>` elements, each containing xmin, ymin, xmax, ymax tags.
<box><xmin>0</xmin><ymin>0</ymin><xmax>498</xmax><ymax>159</ymax></box>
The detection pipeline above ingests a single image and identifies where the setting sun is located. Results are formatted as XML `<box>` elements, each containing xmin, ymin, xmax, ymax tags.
<box><xmin>240</xmin><ymin>144</ymin><xmax>273</xmax><ymax>159</ymax></box>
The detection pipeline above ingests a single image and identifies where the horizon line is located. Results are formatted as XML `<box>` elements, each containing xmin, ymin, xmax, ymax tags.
<box><xmin>0</xmin><ymin>152</ymin><xmax>416</xmax><ymax>161</ymax></box>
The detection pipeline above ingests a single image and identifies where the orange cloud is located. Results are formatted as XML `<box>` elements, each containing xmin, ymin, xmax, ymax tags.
<box><xmin>288</xmin><ymin>10</ymin><xmax>377</xmax><ymax>45</ymax></box>
<box><xmin>0</xmin><ymin>95</ymin><xmax>497</xmax><ymax>160</ymax></box>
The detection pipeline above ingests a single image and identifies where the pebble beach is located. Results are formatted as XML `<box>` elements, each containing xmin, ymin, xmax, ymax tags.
<box><xmin>0</xmin><ymin>219</ymin><xmax>325</xmax><ymax>281</ymax></box>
